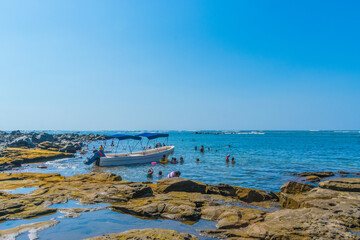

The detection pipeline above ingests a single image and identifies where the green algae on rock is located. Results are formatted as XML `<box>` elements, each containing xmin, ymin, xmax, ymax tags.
<box><xmin>0</xmin><ymin>147</ymin><xmax>74</xmax><ymax>167</ymax></box>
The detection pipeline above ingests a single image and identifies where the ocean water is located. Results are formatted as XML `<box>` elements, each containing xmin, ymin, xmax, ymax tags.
<box><xmin>11</xmin><ymin>130</ymin><xmax>360</xmax><ymax>192</ymax></box>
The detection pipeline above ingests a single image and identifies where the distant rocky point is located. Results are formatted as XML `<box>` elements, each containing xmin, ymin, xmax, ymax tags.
<box><xmin>0</xmin><ymin>131</ymin><xmax>106</xmax><ymax>170</ymax></box>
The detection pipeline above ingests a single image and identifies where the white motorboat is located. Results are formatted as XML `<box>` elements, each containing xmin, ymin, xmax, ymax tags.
<box><xmin>99</xmin><ymin>145</ymin><xmax>174</xmax><ymax>166</ymax></box>
<box><xmin>84</xmin><ymin>133</ymin><xmax>175</xmax><ymax>166</ymax></box>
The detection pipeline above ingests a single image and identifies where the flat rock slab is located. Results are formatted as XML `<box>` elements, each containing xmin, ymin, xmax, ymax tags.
<box><xmin>85</xmin><ymin>228</ymin><xmax>199</xmax><ymax>240</ymax></box>
<box><xmin>319</xmin><ymin>178</ymin><xmax>360</xmax><ymax>192</ymax></box>
<box><xmin>298</xmin><ymin>171</ymin><xmax>335</xmax><ymax>177</ymax></box>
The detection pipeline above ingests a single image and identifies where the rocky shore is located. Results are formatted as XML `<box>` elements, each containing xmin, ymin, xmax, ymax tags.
<box><xmin>0</xmin><ymin>172</ymin><xmax>359</xmax><ymax>239</ymax></box>
<box><xmin>0</xmin><ymin>130</ymin><xmax>105</xmax><ymax>151</ymax></box>
<box><xmin>0</xmin><ymin>130</ymin><xmax>105</xmax><ymax>169</ymax></box>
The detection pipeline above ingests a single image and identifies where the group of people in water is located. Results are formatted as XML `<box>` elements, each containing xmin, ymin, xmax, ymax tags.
<box><xmin>160</xmin><ymin>155</ymin><xmax>184</xmax><ymax>164</ymax></box>
<box><xmin>226</xmin><ymin>155</ymin><xmax>236</xmax><ymax>164</ymax></box>
<box><xmin>147</xmin><ymin>168</ymin><xmax>181</xmax><ymax>178</ymax></box>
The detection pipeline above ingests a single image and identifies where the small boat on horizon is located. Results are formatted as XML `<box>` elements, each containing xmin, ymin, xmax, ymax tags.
<box><xmin>84</xmin><ymin>133</ymin><xmax>175</xmax><ymax>166</ymax></box>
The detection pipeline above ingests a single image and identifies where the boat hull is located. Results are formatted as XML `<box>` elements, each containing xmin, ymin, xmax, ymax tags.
<box><xmin>99</xmin><ymin>146</ymin><xmax>175</xmax><ymax>166</ymax></box>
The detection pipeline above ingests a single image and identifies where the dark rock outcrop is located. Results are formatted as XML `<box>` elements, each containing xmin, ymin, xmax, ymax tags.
<box><xmin>280</xmin><ymin>181</ymin><xmax>315</xmax><ymax>194</ymax></box>
<box><xmin>8</xmin><ymin>136</ymin><xmax>35</xmax><ymax>148</ymax></box>
<box><xmin>156</xmin><ymin>177</ymin><xmax>207</xmax><ymax>194</ymax></box>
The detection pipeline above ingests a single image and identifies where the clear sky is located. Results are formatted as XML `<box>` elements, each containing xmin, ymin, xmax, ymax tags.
<box><xmin>0</xmin><ymin>0</ymin><xmax>359</xmax><ymax>130</ymax></box>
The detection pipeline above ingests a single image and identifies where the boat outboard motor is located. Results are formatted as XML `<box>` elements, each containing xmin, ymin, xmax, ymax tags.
<box><xmin>84</xmin><ymin>150</ymin><xmax>105</xmax><ymax>165</ymax></box>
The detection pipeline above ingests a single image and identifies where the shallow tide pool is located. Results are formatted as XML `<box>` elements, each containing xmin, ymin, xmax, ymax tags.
<box><xmin>11</xmin><ymin>209</ymin><xmax>216</xmax><ymax>240</ymax></box>
<box><xmin>0</xmin><ymin>200</ymin><xmax>216</xmax><ymax>240</ymax></box>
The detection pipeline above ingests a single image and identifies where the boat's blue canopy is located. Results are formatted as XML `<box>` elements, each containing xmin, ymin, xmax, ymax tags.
<box><xmin>136</xmin><ymin>133</ymin><xmax>169</xmax><ymax>140</ymax></box>
<box><xmin>105</xmin><ymin>134</ymin><xmax>141</xmax><ymax>140</ymax></box>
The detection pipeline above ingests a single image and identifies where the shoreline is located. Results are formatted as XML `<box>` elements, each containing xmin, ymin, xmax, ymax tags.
<box><xmin>0</xmin><ymin>172</ymin><xmax>359</xmax><ymax>239</ymax></box>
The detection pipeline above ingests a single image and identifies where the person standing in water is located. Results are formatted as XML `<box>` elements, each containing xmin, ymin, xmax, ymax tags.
<box><xmin>147</xmin><ymin>168</ymin><xmax>154</xmax><ymax>178</ymax></box>
<box><xmin>231</xmin><ymin>157</ymin><xmax>235</xmax><ymax>164</ymax></box>
<box><xmin>226</xmin><ymin>155</ymin><xmax>230</xmax><ymax>162</ymax></box>
<box><xmin>200</xmin><ymin>145</ymin><xmax>204</xmax><ymax>153</ymax></box>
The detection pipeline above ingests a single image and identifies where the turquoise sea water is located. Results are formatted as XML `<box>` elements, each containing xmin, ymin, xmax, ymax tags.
<box><xmin>12</xmin><ymin>130</ymin><xmax>360</xmax><ymax>192</ymax></box>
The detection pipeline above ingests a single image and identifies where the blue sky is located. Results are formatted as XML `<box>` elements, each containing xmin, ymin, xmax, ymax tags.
<box><xmin>0</xmin><ymin>0</ymin><xmax>359</xmax><ymax>130</ymax></box>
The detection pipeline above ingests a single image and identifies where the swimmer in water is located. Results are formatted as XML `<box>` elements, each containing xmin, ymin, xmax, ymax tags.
<box><xmin>158</xmin><ymin>171</ymin><xmax>163</xmax><ymax>178</ymax></box>
<box><xmin>231</xmin><ymin>157</ymin><xmax>235</xmax><ymax>164</ymax></box>
<box><xmin>179</xmin><ymin>157</ymin><xmax>184</xmax><ymax>163</ymax></box>
<box><xmin>167</xmin><ymin>171</ymin><xmax>181</xmax><ymax>178</ymax></box>
<box><xmin>226</xmin><ymin>155</ymin><xmax>230</xmax><ymax>162</ymax></box>
<box><xmin>147</xmin><ymin>168</ymin><xmax>154</xmax><ymax>178</ymax></box>
<box><xmin>196</xmin><ymin>158</ymin><xmax>200</xmax><ymax>162</ymax></box>
<box><xmin>200</xmin><ymin>145</ymin><xmax>205</xmax><ymax>153</ymax></box>
<box><xmin>171</xmin><ymin>157</ymin><xmax>178</xmax><ymax>164</ymax></box>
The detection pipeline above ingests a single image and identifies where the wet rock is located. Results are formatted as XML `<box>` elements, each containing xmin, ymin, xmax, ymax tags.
<box><xmin>236</xmin><ymin>187</ymin><xmax>273</xmax><ymax>203</ymax></box>
<box><xmin>156</xmin><ymin>177</ymin><xmax>207</xmax><ymax>194</ymax></box>
<box><xmin>112</xmin><ymin>193</ymin><xmax>201</xmax><ymax>221</ymax></box>
<box><xmin>85</xmin><ymin>229</ymin><xmax>199</xmax><ymax>240</ymax></box>
<box><xmin>206</xmin><ymin>183</ymin><xmax>236</xmax><ymax>196</ymax></box>
<box><xmin>298</xmin><ymin>171</ymin><xmax>335</xmax><ymax>178</ymax></box>
<box><xmin>37</xmin><ymin>141</ymin><xmax>63</xmax><ymax>151</ymax></box>
<box><xmin>319</xmin><ymin>178</ymin><xmax>360</xmax><ymax>192</ymax></box>
<box><xmin>280</xmin><ymin>181</ymin><xmax>315</xmax><ymax>194</ymax></box>
<box><xmin>0</xmin><ymin>220</ymin><xmax>59</xmax><ymax>240</ymax></box>
<box><xmin>10</xmin><ymin>130</ymin><xmax>21</xmax><ymax>135</ymax></box>
<box><xmin>201</xmin><ymin>205</ymin><xmax>266</xmax><ymax>229</ymax></box>
<box><xmin>32</xmin><ymin>132</ymin><xmax>54</xmax><ymax>143</ymax></box>
<box><xmin>65</xmin><ymin>172</ymin><xmax>122</xmax><ymax>182</ymax></box>
<box><xmin>8</xmin><ymin>136</ymin><xmax>35</xmax><ymax>148</ymax></box>
<box><xmin>60</xmin><ymin>143</ymin><xmax>76</xmax><ymax>153</ymax></box>
<box><xmin>338</xmin><ymin>170</ymin><xmax>350</xmax><ymax>174</ymax></box>
<box><xmin>305</xmin><ymin>175</ymin><xmax>321</xmax><ymax>182</ymax></box>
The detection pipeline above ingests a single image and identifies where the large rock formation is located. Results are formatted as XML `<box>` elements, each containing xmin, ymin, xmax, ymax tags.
<box><xmin>200</xmin><ymin>178</ymin><xmax>360</xmax><ymax>239</ymax></box>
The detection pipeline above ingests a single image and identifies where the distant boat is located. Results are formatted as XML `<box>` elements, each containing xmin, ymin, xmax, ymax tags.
<box><xmin>84</xmin><ymin>133</ymin><xmax>174</xmax><ymax>166</ymax></box>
